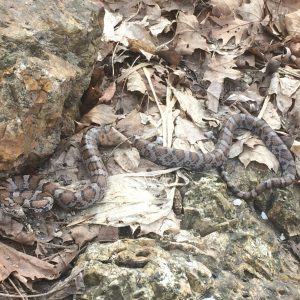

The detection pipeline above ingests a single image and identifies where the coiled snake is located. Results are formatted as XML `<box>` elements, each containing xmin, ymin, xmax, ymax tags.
<box><xmin>0</xmin><ymin>114</ymin><xmax>296</xmax><ymax>213</ymax></box>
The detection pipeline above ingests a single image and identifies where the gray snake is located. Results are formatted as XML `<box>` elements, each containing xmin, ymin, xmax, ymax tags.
<box><xmin>0</xmin><ymin>114</ymin><xmax>296</xmax><ymax>213</ymax></box>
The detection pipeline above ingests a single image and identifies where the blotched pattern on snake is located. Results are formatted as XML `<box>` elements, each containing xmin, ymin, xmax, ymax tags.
<box><xmin>0</xmin><ymin>114</ymin><xmax>296</xmax><ymax>213</ymax></box>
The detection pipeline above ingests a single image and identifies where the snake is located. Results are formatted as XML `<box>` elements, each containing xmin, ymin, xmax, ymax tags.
<box><xmin>0</xmin><ymin>114</ymin><xmax>296</xmax><ymax>214</ymax></box>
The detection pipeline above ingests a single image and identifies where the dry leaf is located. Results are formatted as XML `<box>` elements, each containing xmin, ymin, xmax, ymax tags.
<box><xmin>174</xmin><ymin>116</ymin><xmax>205</xmax><ymax>144</ymax></box>
<box><xmin>116</xmin><ymin>21</ymin><xmax>156</xmax><ymax>48</ymax></box>
<box><xmin>291</xmin><ymin>140</ymin><xmax>300</xmax><ymax>157</ymax></box>
<box><xmin>280</xmin><ymin>77</ymin><xmax>300</xmax><ymax>97</ymax></box>
<box><xmin>0</xmin><ymin>212</ymin><xmax>36</xmax><ymax>245</ymax></box>
<box><xmin>99</xmin><ymin>81</ymin><xmax>116</xmax><ymax>103</ymax></box>
<box><xmin>206</xmin><ymin>80</ymin><xmax>223</xmax><ymax>113</ymax></box>
<box><xmin>128</xmin><ymin>38</ymin><xmax>156</xmax><ymax>55</ymax></box>
<box><xmin>156</xmin><ymin>49</ymin><xmax>182</xmax><ymax>66</ymax></box>
<box><xmin>211</xmin><ymin>0</ymin><xmax>242</xmax><ymax>15</ymax></box>
<box><xmin>72</xmin><ymin>173</ymin><xmax>180</xmax><ymax>236</ymax></box>
<box><xmin>210</xmin><ymin>15</ymin><xmax>249</xmax><ymax>46</ymax></box>
<box><xmin>204</xmin><ymin>54</ymin><xmax>241</xmax><ymax>83</ymax></box>
<box><xmin>149</xmin><ymin>17</ymin><xmax>172</xmax><ymax>36</ymax></box>
<box><xmin>171</xmin><ymin>87</ymin><xmax>206</xmax><ymax>127</ymax></box>
<box><xmin>173</xmin><ymin>137</ymin><xmax>193</xmax><ymax>152</ymax></box>
<box><xmin>0</xmin><ymin>242</ymin><xmax>58</xmax><ymax>282</ymax></box>
<box><xmin>126</xmin><ymin>70</ymin><xmax>147</xmax><ymax>94</ymax></box>
<box><xmin>175</xmin><ymin>11</ymin><xmax>207</xmax><ymax>55</ymax></box>
<box><xmin>229</xmin><ymin>139</ymin><xmax>245</xmax><ymax>158</ymax></box>
<box><xmin>268</xmin><ymin>72</ymin><xmax>280</xmax><ymax>95</ymax></box>
<box><xmin>103</xmin><ymin>9</ymin><xmax>123</xmax><ymax>42</ymax></box>
<box><xmin>145</xmin><ymin>2</ymin><xmax>161</xmax><ymax>21</ymax></box>
<box><xmin>262</xmin><ymin>102</ymin><xmax>281</xmax><ymax>130</ymax></box>
<box><xmin>285</xmin><ymin>10</ymin><xmax>300</xmax><ymax>36</ymax></box>
<box><xmin>245</xmin><ymin>137</ymin><xmax>264</xmax><ymax>149</ymax></box>
<box><xmin>70</xmin><ymin>224</ymin><xmax>118</xmax><ymax>248</ymax></box>
<box><xmin>116</xmin><ymin>62</ymin><xmax>151</xmax><ymax>83</ymax></box>
<box><xmin>276</xmin><ymin>93</ymin><xmax>293</xmax><ymax>114</ymax></box>
<box><xmin>239</xmin><ymin>145</ymin><xmax>279</xmax><ymax>172</ymax></box>
<box><xmin>237</xmin><ymin>0</ymin><xmax>264</xmax><ymax>22</ymax></box>
<box><xmin>114</xmin><ymin>147</ymin><xmax>140</xmax><ymax>172</ymax></box>
<box><xmin>79</xmin><ymin>104</ymin><xmax>117</xmax><ymax>126</ymax></box>
<box><xmin>139</xmin><ymin>210</ymin><xmax>180</xmax><ymax>236</ymax></box>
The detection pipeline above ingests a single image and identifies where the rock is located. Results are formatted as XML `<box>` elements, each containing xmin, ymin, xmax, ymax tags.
<box><xmin>223</xmin><ymin>160</ymin><xmax>300</xmax><ymax>238</ymax></box>
<box><xmin>181</xmin><ymin>174</ymin><xmax>240</xmax><ymax>236</ymax></box>
<box><xmin>77</xmin><ymin>239</ymin><xmax>213</xmax><ymax>299</ymax></box>
<box><xmin>76</xmin><ymin>175</ymin><xmax>300</xmax><ymax>299</ymax></box>
<box><xmin>0</xmin><ymin>0</ymin><xmax>103</xmax><ymax>174</ymax></box>
<box><xmin>268</xmin><ymin>189</ymin><xmax>300</xmax><ymax>237</ymax></box>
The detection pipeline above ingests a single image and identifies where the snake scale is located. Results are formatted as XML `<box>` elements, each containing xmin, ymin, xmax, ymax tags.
<box><xmin>0</xmin><ymin>114</ymin><xmax>296</xmax><ymax>213</ymax></box>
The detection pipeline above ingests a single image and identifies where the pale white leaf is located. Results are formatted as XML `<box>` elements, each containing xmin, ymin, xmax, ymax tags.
<box><xmin>239</xmin><ymin>145</ymin><xmax>279</xmax><ymax>172</ymax></box>
<box><xmin>127</xmin><ymin>71</ymin><xmax>147</xmax><ymax>94</ymax></box>
<box><xmin>172</xmin><ymin>88</ymin><xmax>206</xmax><ymax>127</ymax></box>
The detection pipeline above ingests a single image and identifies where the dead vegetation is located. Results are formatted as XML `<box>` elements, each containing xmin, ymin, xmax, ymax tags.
<box><xmin>1</xmin><ymin>0</ymin><xmax>300</xmax><ymax>298</ymax></box>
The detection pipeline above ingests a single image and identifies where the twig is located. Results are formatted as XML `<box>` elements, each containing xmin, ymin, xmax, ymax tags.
<box><xmin>116</xmin><ymin>62</ymin><xmax>151</xmax><ymax>83</ymax></box>
<box><xmin>257</xmin><ymin>94</ymin><xmax>270</xmax><ymax>119</ymax></box>
<box><xmin>8</xmin><ymin>278</ymin><xmax>25</xmax><ymax>300</ymax></box>
<box><xmin>111</xmin><ymin>41</ymin><xmax>120</xmax><ymax>79</ymax></box>
<box><xmin>143</xmin><ymin>67</ymin><xmax>166</xmax><ymax>145</ymax></box>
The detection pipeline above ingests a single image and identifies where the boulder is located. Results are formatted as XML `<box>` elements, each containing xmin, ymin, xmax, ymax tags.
<box><xmin>0</xmin><ymin>0</ymin><xmax>103</xmax><ymax>174</ymax></box>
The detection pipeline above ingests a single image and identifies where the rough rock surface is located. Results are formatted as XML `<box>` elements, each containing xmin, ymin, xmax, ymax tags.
<box><xmin>0</xmin><ymin>0</ymin><xmax>103</xmax><ymax>174</ymax></box>
<box><xmin>224</xmin><ymin>160</ymin><xmax>300</xmax><ymax>238</ymax></box>
<box><xmin>76</xmin><ymin>174</ymin><xmax>300</xmax><ymax>300</ymax></box>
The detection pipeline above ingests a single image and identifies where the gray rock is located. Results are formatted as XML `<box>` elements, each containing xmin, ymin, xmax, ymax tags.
<box><xmin>77</xmin><ymin>174</ymin><xmax>300</xmax><ymax>299</ymax></box>
<box><xmin>78</xmin><ymin>239</ymin><xmax>213</xmax><ymax>300</ymax></box>
<box><xmin>0</xmin><ymin>0</ymin><xmax>103</xmax><ymax>174</ymax></box>
<box><xmin>223</xmin><ymin>160</ymin><xmax>300</xmax><ymax>237</ymax></box>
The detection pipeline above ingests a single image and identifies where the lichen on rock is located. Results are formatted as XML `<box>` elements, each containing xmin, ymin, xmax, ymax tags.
<box><xmin>0</xmin><ymin>0</ymin><xmax>103</xmax><ymax>174</ymax></box>
<box><xmin>75</xmin><ymin>174</ymin><xmax>300</xmax><ymax>299</ymax></box>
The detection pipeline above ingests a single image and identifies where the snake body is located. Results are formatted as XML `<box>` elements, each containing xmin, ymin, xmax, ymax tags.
<box><xmin>0</xmin><ymin>114</ymin><xmax>296</xmax><ymax>213</ymax></box>
<box><xmin>133</xmin><ymin>114</ymin><xmax>296</xmax><ymax>199</ymax></box>
<box><xmin>0</xmin><ymin>127</ymin><xmax>108</xmax><ymax>213</ymax></box>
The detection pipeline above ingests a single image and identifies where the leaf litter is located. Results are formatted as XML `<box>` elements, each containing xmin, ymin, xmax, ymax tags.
<box><xmin>2</xmin><ymin>0</ymin><xmax>300</xmax><ymax>297</ymax></box>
